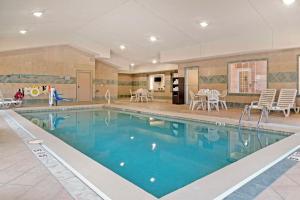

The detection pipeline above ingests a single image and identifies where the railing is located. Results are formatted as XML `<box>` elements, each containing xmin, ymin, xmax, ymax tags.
<box><xmin>257</xmin><ymin>106</ymin><xmax>268</xmax><ymax>131</ymax></box>
<box><xmin>239</xmin><ymin>105</ymin><xmax>250</xmax><ymax>130</ymax></box>
<box><xmin>105</xmin><ymin>89</ymin><xmax>111</xmax><ymax>105</ymax></box>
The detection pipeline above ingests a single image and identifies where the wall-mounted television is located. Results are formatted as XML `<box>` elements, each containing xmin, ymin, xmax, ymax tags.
<box><xmin>154</xmin><ymin>77</ymin><xmax>162</xmax><ymax>82</ymax></box>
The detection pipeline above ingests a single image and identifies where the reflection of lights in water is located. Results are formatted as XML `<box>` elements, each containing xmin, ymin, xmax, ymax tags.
<box><xmin>244</xmin><ymin>140</ymin><xmax>248</xmax><ymax>146</ymax></box>
<box><xmin>120</xmin><ymin>162</ymin><xmax>125</xmax><ymax>167</ymax></box>
<box><xmin>149</xmin><ymin>117</ymin><xmax>154</xmax><ymax>121</ymax></box>
<box><xmin>150</xmin><ymin>177</ymin><xmax>156</xmax><ymax>183</ymax></box>
<box><xmin>151</xmin><ymin>143</ymin><xmax>157</xmax><ymax>151</ymax></box>
<box><xmin>130</xmin><ymin>136</ymin><xmax>134</xmax><ymax>140</ymax></box>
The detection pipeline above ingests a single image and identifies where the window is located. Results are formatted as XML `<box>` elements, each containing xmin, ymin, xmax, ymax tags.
<box><xmin>228</xmin><ymin>60</ymin><xmax>267</xmax><ymax>94</ymax></box>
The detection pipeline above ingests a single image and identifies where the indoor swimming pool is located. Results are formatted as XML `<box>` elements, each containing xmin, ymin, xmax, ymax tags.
<box><xmin>19</xmin><ymin>108</ymin><xmax>288</xmax><ymax>198</ymax></box>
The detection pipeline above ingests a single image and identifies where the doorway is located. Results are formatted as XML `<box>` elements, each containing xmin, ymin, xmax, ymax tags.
<box><xmin>184</xmin><ymin>67</ymin><xmax>199</xmax><ymax>104</ymax></box>
<box><xmin>76</xmin><ymin>71</ymin><xmax>92</xmax><ymax>102</ymax></box>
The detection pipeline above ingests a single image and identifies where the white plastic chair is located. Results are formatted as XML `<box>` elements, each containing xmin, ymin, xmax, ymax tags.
<box><xmin>147</xmin><ymin>90</ymin><xmax>154</xmax><ymax>101</ymax></box>
<box><xmin>207</xmin><ymin>90</ymin><xmax>219</xmax><ymax>112</ymax></box>
<box><xmin>270</xmin><ymin>89</ymin><xmax>297</xmax><ymax>117</ymax></box>
<box><xmin>189</xmin><ymin>90</ymin><xmax>204</xmax><ymax>110</ymax></box>
<box><xmin>129</xmin><ymin>89</ymin><xmax>137</xmax><ymax>102</ymax></box>
<box><xmin>219</xmin><ymin>89</ymin><xmax>228</xmax><ymax>110</ymax></box>
<box><xmin>250</xmin><ymin>89</ymin><xmax>277</xmax><ymax>110</ymax></box>
<box><xmin>137</xmin><ymin>89</ymin><xmax>148</xmax><ymax>102</ymax></box>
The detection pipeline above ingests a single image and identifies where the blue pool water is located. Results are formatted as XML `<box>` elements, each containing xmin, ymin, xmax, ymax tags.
<box><xmin>19</xmin><ymin>108</ymin><xmax>287</xmax><ymax>198</ymax></box>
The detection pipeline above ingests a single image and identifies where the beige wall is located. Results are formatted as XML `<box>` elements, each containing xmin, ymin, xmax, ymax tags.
<box><xmin>118</xmin><ymin>71</ymin><xmax>176</xmax><ymax>101</ymax></box>
<box><xmin>118</xmin><ymin>73</ymin><xmax>133</xmax><ymax>98</ymax></box>
<box><xmin>0</xmin><ymin>45</ymin><xmax>121</xmax><ymax>103</ymax></box>
<box><xmin>95</xmin><ymin>60</ymin><xmax>118</xmax><ymax>100</ymax></box>
<box><xmin>179</xmin><ymin>48</ymin><xmax>300</xmax><ymax>106</ymax></box>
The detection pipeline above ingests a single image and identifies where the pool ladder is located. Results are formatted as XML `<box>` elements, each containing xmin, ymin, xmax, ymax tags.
<box><xmin>238</xmin><ymin>105</ymin><xmax>268</xmax><ymax>131</ymax></box>
<box><xmin>105</xmin><ymin>89</ymin><xmax>111</xmax><ymax>105</ymax></box>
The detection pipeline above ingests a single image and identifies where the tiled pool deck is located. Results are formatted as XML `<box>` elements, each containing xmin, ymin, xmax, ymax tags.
<box><xmin>1</xmin><ymin>100</ymin><xmax>300</xmax><ymax>199</ymax></box>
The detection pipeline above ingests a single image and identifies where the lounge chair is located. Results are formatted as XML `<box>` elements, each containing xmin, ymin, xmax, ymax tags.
<box><xmin>249</xmin><ymin>89</ymin><xmax>277</xmax><ymax>110</ymax></box>
<box><xmin>0</xmin><ymin>90</ymin><xmax>22</xmax><ymax>108</ymax></box>
<box><xmin>270</xmin><ymin>89</ymin><xmax>297</xmax><ymax>117</ymax></box>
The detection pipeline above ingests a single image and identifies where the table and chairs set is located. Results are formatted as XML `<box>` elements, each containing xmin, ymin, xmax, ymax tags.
<box><xmin>130</xmin><ymin>88</ymin><xmax>154</xmax><ymax>102</ymax></box>
<box><xmin>189</xmin><ymin>89</ymin><xmax>228</xmax><ymax>112</ymax></box>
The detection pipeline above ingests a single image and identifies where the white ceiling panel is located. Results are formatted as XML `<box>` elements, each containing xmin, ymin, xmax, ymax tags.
<box><xmin>1</xmin><ymin>0</ymin><xmax>300</xmax><ymax>69</ymax></box>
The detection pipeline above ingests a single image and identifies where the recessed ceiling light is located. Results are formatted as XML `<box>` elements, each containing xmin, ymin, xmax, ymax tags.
<box><xmin>130</xmin><ymin>63</ymin><xmax>135</xmax><ymax>67</ymax></box>
<box><xmin>149</xmin><ymin>36</ymin><xmax>157</xmax><ymax>42</ymax></box>
<box><xmin>19</xmin><ymin>30</ymin><xmax>27</xmax><ymax>34</ymax></box>
<box><xmin>33</xmin><ymin>11</ymin><xmax>43</xmax><ymax>17</ymax></box>
<box><xmin>152</xmin><ymin>59</ymin><xmax>157</xmax><ymax>64</ymax></box>
<box><xmin>282</xmin><ymin>0</ymin><xmax>295</xmax><ymax>5</ymax></box>
<box><xmin>120</xmin><ymin>45</ymin><xmax>126</xmax><ymax>50</ymax></box>
<box><xmin>200</xmin><ymin>21</ymin><xmax>208</xmax><ymax>28</ymax></box>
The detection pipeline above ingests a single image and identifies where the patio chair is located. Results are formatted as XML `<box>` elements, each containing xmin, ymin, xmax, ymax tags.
<box><xmin>219</xmin><ymin>89</ymin><xmax>228</xmax><ymax>110</ymax></box>
<box><xmin>147</xmin><ymin>90</ymin><xmax>154</xmax><ymax>101</ymax></box>
<box><xmin>137</xmin><ymin>89</ymin><xmax>148</xmax><ymax>102</ymax></box>
<box><xmin>207</xmin><ymin>90</ymin><xmax>220</xmax><ymax>112</ymax></box>
<box><xmin>270</xmin><ymin>89</ymin><xmax>297</xmax><ymax>117</ymax></box>
<box><xmin>129</xmin><ymin>89</ymin><xmax>137</xmax><ymax>102</ymax></box>
<box><xmin>189</xmin><ymin>90</ymin><xmax>204</xmax><ymax>110</ymax></box>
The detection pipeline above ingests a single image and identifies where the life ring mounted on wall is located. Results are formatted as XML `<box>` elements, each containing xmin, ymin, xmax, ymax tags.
<box><xmin>30</xmin><ymin>87</ymin><xmax>40</xmax><ymax>97</ymax></box>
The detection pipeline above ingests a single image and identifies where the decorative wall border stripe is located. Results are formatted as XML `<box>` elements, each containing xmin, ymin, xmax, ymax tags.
<box><xmin>94</xmin><ymin>79</ymin><xmax>117</xmax><ymax>85</ymax></box>
<box><xmin>199</xmin><ymin>75</ymin><xmax>227</xmax><ymax>84</ymax></box>
<box><xmin>0</xmin><ymin>74</ymin><xmax>76</xmax><ymax>84</ymax></box>
<box><xmin>268</xmin><ymin>72</ymin><xmax>297</xmax><ymax>83</ymax></box>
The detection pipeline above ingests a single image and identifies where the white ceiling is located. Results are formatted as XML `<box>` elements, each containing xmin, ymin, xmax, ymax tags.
<box><xmin>1</xmin><ymin>0</ymin><xmax>300</xmax><ymax>70</ymax></box>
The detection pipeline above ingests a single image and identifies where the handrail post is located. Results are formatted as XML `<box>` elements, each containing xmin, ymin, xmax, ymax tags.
<box><xmin>105</xmin><ymin>89</ymin><xmax>111</xmax><ymax>105</ymax></box>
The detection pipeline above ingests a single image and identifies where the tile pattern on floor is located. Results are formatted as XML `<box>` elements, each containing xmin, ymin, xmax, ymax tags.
<box><xmin>1</xmin><ymin>111</ymin><xmax>104</xmax><ymax>200</ymax></box>
<box><xmin>224</xmin><ymin>152</ymin><xmax>299</xmax><ymax>200</ymax></box>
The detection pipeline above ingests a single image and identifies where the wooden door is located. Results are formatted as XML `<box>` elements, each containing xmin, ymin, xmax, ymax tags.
<box><xmin>77</xmin><ymin>71</ymin><xmax>92</xmax><ymax>102</ymax></box>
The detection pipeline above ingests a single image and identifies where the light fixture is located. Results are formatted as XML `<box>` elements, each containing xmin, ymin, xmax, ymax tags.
<box><xmin>33</xmin><ymin>11</ymin><xmax>43</xmax><ymax>17</ymax></box>
<box><xmin>149</xmin><ymin>36</ymin><xmax>157</xmax><ymax>42</ymax></box>
<box><xmin>19</xmin><ymin>30</ymin><xmax>27</xmax><ymax>34</ymax></box>
<box><xmin>120</xmin><ymin>45</ymin><xmax>126</xmax><ymax>50</ymax></box>
<box><xmin>152</xmin><ymin>59</ymin><xmax>157</xmax><ymax>64</ymax></box>
<box><xmin>130</xmin><ymin>136</ymin><xmax>134</xmax><ymax>140</ymax></box>
<box><xmin>200</xmin><ymin>21</ymin><xmax>208</xmax><ymax>28</ymax></box>
<box><xmin>282</xmin><ymin>0</ymin><xmax>295</xmax><ymax>5</ymax></box>
<box><xmin>120</xmin><ymin>162</ymin><xmax>125</xmax><ymax>167</ymax></box>
<box><xmin>130</xmin><ymin>63</ymin><xmax>135</xmax><ymax>67</ymax></box>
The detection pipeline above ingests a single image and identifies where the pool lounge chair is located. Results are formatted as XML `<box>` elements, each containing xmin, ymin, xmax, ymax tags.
<box><xmin>0</xmin><ymin>90</ymin><xmax>22</xmax><ymax>108</ymax></box>
<box><xmin>249</xmin><ymin>89</ymin><xmax>277</xmax><ymax>111</ymax></box>
<box><xmin>270</xmin><ymin>89</ymin><xmax>297</xmax><ymax>117</ymax></box>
